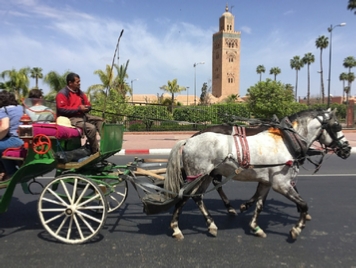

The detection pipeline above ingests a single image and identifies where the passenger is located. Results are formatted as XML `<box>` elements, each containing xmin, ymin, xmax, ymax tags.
<box><xmin>25</xmin><ymin>88</ymin><xmax>55</xmax><ymax>123</ymax></box>
<box><xmin>0</xmin><ymin>91</ymin><xmax>24</xmax><ymax>181</ymax></box>
<box><xmin>56</xmin><ymin>72</ymin><xmax>103</xmax><ymax>154</ymax></box>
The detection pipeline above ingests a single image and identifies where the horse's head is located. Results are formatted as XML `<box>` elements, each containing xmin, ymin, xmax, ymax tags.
<box><xmin>316</xmin><ymin>108</ymin><xmax>351</xmax><ymax>159</ymax></box>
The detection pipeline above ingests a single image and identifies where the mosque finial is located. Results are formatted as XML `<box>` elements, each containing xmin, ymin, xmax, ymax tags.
<box><xmin>225</xmin><ymin>3</ymin><xmax>229</xmax><ymax>12</ymax></box>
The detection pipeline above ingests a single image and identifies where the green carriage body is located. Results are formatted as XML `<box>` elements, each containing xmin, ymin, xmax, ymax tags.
<box><xmin>0</xmin><ymin>123</ymin><xmax>125</xmax><ymax>213</ymax></box>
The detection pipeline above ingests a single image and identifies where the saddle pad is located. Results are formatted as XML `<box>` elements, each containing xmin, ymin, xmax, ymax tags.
<box><xmin>33</xmin><ymin>123</ymin><xmax>82</xmax><ymax>139</ymax></box>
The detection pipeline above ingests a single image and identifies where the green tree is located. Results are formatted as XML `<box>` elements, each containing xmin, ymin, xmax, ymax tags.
<box><xmin>348</xmin><ymin>0</ymin><xmax>356</xmax><ymax>14</ymax></box>
<box><xmin>247</xmin><ymin>79</ymin><xmax>297</xmax><ymax>119</ymax></box>
<box><xmin>315</xmin><ymin>35</ymin><xmax>329</xmax><ymax>104</ymax></box>
<box><xmin>199</xmin><ymin>82</ymin><xmax>211</xmax><ymax>105</ymax></box>
<box><xmin>339</xmin><ymin>72</ymin><xmax>348</xmax><ymax>101</ymax></box>
<box><xmin>302</xmin><ymin>53</ymin><xmax>315</xmax><ymax>105</ymax></box>
<box><xmin>290</xmin><ymin>56</ymin><xmax>304</xmax><ymax>102</ymax></box>
<box><xmin>30</xmin><ymin>67</ymin><xmax>43</xmax><ymax>89</ymax></box>
<box><xmin>256</xmin><ymin>65</ymin><xmax>266</xmax><ymax>82</ymax></box>
<box><xmin>43</xmin><ymin>71</ymin><xmax>70</xmax><ymax>101</ymax></box>
<box><xmin>1</xmin><ymin>67</ymin><xmax>30</xmax><ymax>100</ymax></box>
<box><xmin>224</xmin><ymin>94</ymin><xmax>240</xmax><ymax>104</ymax></box>
<box><xmin>269</xmin><ymin>67</ymin><xmax>281</xmax><ymax>81</ymax></box>
<box><xmin>160</xmin><ymin>79</ymin><xmax>186</xmax><ymax>107</ymax></box>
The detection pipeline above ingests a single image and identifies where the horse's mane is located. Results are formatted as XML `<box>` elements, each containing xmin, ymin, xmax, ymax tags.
<box><xmin>288</xmin><ymin>109</ymin><xmax>323</xmax><ymax>122</ymax></box>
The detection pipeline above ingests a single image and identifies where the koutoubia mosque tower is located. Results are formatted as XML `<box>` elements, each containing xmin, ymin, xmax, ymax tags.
<box><xmin>212</xmin><ymin>5</ymin><xmax>241</xmax><ymax>99</ymax></box>
<box><xmin>132</xmin><ymin>5</ymin><xmax>241</xmax><ymax>104</ymax></box>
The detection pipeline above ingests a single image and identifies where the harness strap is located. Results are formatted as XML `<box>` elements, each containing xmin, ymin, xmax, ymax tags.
<box><xmin>233</xmin><ymin>126</ymin><xmax>250</xmax><ymax>168</ymax></box>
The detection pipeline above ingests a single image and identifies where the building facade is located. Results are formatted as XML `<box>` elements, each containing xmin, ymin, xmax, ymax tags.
<box><xmin>212</xmin><ymin>5</ymin><xmax>241</xmax><ymax>99</ymax></box>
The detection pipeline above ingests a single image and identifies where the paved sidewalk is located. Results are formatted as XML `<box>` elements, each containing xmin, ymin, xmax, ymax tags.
<box><xmin>119</xmin><ymin>130</ymin><xmax>356</xmax><ymax>155</ymax></box>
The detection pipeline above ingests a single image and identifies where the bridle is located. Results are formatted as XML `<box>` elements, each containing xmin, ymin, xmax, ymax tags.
<box><xmin>315</xmin><ymin>111</ymin><xmax>351</xmax><ymax>159</ymax></box>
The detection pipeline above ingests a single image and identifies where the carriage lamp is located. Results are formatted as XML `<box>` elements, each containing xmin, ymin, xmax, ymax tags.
<box><xmin>17</xmin><ymin>114</ymin><xmax>33</xmax><ymax>148</ymax></box>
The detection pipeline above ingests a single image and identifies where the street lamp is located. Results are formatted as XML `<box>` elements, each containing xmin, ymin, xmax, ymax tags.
<box><xmin>131</xmin><ymin>78</ymin><xmax>138</xmax><ymax>102</ymax></box>
<box><xmin>193</xmin><ymin>62</ymin><xmax>205</xmax><ymax>105</ymax></box>
<box><xmin>327</xmin><ymin>22</ymin><xmax>346</xmax><ymax>107</ymax></box>
<box><xmin>186</xmin><ymin>86</ymin><xmax>190</xmax><ymax>105</ymax></box>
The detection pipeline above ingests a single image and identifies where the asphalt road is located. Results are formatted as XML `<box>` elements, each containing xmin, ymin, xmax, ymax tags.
<box><xmin>0</xmin><ymin>154</ymin><xmax>356</xmax><ymax>267</ymax></box>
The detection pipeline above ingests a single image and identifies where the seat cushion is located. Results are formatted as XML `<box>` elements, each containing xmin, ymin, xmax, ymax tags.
<box><xmin>33</xmin><ymin>123</ymin><xmax>82</xmax><ymax>139</ymax></box>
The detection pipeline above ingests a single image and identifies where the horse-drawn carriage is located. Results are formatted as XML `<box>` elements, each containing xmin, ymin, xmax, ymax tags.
<box><xmin>0</xmin><ymin>102</ymin><xmax>352</xmax><ymax>244</ymax></box>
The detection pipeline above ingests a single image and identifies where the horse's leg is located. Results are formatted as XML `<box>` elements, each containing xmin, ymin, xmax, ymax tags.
<box><xmin>213</xmin><ymin>175</ymin><xmax>237</xmax><ymax>215</ymax></box>
<box><xmin>170</xmin><ymin>196</ymin><xmax>190</xmax><ymax>241</ymax></box>
<box><xmin>249</xmin><ymin>183</ymin><xmax>270</xmax><ymax>238</ymax></box>
<box><xmin>273</xmin><ymin>184</ymin><xmax>308</xmax><ymax>240</ymax></box>
<box><xmin>240</xmin><ymin>182</ymin><xmax>270</xmax><ymax>214</ymax></box>
<box><xmin>293</xmin><ymin>185</ymin><xmax>312</xmax><ymax>221</ymax></box>
<box><xmin>192</xmin><ymin>195</ymin><xmax>218</xmax><ymax>237</ymax></box>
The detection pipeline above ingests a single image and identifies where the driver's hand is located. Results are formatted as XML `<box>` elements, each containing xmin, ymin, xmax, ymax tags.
<box><xmin>79</xmin><ymin>105</ymin><xmax>89</xmax><ymax>113</ymax></box>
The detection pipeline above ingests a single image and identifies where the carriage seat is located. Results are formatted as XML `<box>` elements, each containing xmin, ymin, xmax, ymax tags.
<box><xmin>33</xmin><ymin>122</ymin><xmax>82</xmax><ymax>139</ymax></box>
<box><xmin>1</xmin><ymin>123</ymin><xmax>83</xmax><ymax>161</ymax></box>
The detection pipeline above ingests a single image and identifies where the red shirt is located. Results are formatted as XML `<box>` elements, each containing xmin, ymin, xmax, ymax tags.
<box><xmin>56</xmin><ymin>87</ymin><xmax>91</xmax><ymax>118</ymax></box>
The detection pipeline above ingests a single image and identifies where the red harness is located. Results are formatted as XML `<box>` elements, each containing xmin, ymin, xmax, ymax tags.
<box><xmin>233</xmin><ymin>126</ymin><xmax>250</xmax><ymax>168</ymax></box>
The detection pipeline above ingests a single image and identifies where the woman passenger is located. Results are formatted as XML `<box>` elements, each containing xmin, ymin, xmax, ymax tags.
<box><xmin>0</xmin><ymin>91</ymin><xmax>24</xmax><ymax>181</ymax></box>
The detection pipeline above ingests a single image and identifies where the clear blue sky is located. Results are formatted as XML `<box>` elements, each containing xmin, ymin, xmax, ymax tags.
<box><xmin>0</xmin><ymin>0</ymin><xmax>355</xmax><ymax>100</ymax></box>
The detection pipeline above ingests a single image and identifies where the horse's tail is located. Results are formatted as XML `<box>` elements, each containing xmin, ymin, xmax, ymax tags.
<box><xmin>164</xmin><ymin>139</ymin><xmax>186</xmax><ymax>198</ymax></box>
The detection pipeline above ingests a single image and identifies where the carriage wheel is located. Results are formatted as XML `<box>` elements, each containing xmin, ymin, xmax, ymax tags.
<box><xmin>98</xmin><ymin>176</ymin><xmax>128</xmax><ymax>213</ymax></box>
<box><xmin>38</xmin><ymin>175</ymin><xmax>107</xmax><ymax>244</ymax></box>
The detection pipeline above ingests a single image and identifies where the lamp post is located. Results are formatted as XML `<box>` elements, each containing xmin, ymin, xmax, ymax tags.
<box><xmin>193</xmin><ymin>62</ymin><xmax>205</xmax><ymax>105</ymax></box>
<box><xmin>327</xmin><ymin>22</ymin><xmax>346</xmax><ymax>108</ymax></box>
<box><xmin>131</xmin><ymin>78</ymin><xmax>138</xmax><ymax>102</ymax></box>
<box><xmin>186</xmin><ymin>86</ymin><xmax>190</xmax><ymax>105</ymax></box>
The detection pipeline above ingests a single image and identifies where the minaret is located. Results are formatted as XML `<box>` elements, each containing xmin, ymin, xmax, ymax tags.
<box><xmin>212</xmin><ymin>5</ymin><xmax>241</xmax><ymax>99</ymax></box>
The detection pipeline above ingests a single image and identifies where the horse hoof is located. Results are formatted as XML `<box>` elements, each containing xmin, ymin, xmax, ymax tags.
<box><xmin>208</xmin><ymin>222</ymin><xmax>218</xmax><ymax>237</ymax></box>
<box><xmin>172</xmin><ymin>232</ymin><xmax>184</xmax><ymax>241</ymax></box>
<box><xmin>228</xmin><ymin>207</ymin><xmax>237</xmax><ymax>215</ymax></box>
<box><xmin>290</xmin><ymin>227</ymin><xmax>301</xmax><ymax>240</ymax></box>
<box><xmin>209</xmin><ymin>227</ymin><xmax>218</xmax><ymax>237</ymax></box>
<box><xmin>240</xmin><ymin>204</ymin><xmax>247</xmax><ymax>212</ymax></box>
<box><xmin>254</xmin><ymin>229</ymin><xmax>267</xmax><ymax>238</ymax></box>
<box><xmin>305</xmin><ymin>213</ymin><xmax>312</xmax><ymax>221</ymax></box>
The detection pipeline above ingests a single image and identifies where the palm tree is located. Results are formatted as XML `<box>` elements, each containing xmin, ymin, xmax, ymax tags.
<box><xmin>343</xmin><ymin>56</ymin><xmax>356</xmax><ymax>73</ymax></box>
<box><xmin>256</xmin><ymin>65</ymin><xmax>266</xmax><ymax>81</ymax></box>
<box><xmin>315</xmin><ymin>35</ymin><xmax>329</xmax><ymax>104</ymax></box>
<box><xmin>302</xmin><ymin>53</ymin><xmax>315</xmax><ymax>105</ymax></box>
<box><xmin>1</xmin><ymin>67</ymin><xmax>30</xmax><ymax>100</ymax></box>
<box><xmin>88</xmin><ymin>64</ymin><xmax>118</xmax><ymax>101</ymax></box>
<box><xmin>339</xmin><ymin>72</ymin><xmax>348</xmax><ymax>102</ymax></box>
<box><xmin>43</xmin><ymin>71</ymin><xmax>70</xmax><ymax>100</ymax></box>
<box><xmin>112</xmin><ymin>60</ymin><xmax>130</xmax><ymax>97</ymax></box>
<box><xmin>346</xmin><ymin>72</ymin><xmax>355</xmax><ymax>100</ymax></box>
<box><xmin>344</xmin><ymin>86</ymin><xmax>351</xmax><ymax>103</ymax></box>
<box><xmin>290</xmin><ymin>56</ymin><xmax>304</xmax><ymax>102</ymax></box>
<box><xmin>30</xmin><ymin>67</ymin><xmax>43</xmax><ymax>89</ymax></box>
<box><xmin>269</xmin><ymin>67</ymin><xmax>281</xmax><ymax>81</ymax></box>
<box><xmin>160</xmin><ymin>79</ymin><xmax>186</xmax><ymax>107</ymax></box>
<box><xmin>343</xmin><ymin>56</ymin><xmax>356</xmax><ymax>99</ymax></box>
<box><xmin>348</xmin><ymin>0</ymin><xmax>356</xmax><ymax>14</ymax></box>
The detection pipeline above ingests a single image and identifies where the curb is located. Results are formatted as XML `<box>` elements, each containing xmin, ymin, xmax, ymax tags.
<box><xmin>117</xmin><ymin>149</ymin><xmax>171</xmax><ymax>155</ymax></box>
<box><xmin>117</xmin><ymin>147</ymin><xmax>356</xmax><ymax>155</ymax></box>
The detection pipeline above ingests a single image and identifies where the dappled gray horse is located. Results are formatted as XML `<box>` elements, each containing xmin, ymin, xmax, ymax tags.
<box><xmin>164</xmin><ymin>109</ymin><xmax>351</xmax><ymax>240</ymax></box>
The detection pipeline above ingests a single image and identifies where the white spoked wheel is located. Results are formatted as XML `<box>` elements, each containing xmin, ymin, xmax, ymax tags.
<box><xmin>98</xmin><ymin>178</ymin><xmax>128</xmax><ymax>213</ymax></box>
<box><xmin>38</xmin><ymin>175</ymin><xmax>107</xmax><ymax>244</ymax></box>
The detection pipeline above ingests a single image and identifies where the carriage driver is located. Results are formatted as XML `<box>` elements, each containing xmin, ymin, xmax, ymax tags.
<box><xmin>56</xmin><ymin>72</ymin><xmax>104</xmax><ymax>154</ymax></box>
